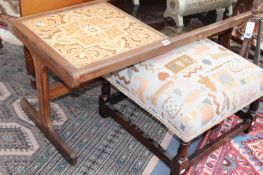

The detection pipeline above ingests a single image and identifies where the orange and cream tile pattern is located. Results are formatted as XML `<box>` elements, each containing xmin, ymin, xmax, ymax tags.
<box><xmin>106</xmin><ymin>39</ymin><xmax>263</xmax><ymax>142</ymax></box>
<box><xmin>22</xmin><ymin>2</ymin><xmax>164</xmax><ymax>68</ymax></box>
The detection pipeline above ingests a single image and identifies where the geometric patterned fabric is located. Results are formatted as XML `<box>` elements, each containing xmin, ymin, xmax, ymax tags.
<box><xmin>22</xmin><ymin>2</ymin><xmax>165</xmax><ymax>68</ymax></box>
<box><xmin>106</xmin><ymin>39</ymin><xmax>263</xmax><ymax>142</ymax></box>
<box><xmin>0</xmin><ymin>81</ymin><xmax>39</xmax><ymax>157</ymax></box>
<box><xmin>0</xmin><ymin>82</ymin><xmax>11</xmax><ymax>101</ymax></box>
<box><xmin>12</xmin><ymin>98</ymin><xmax>68</xmax><ymax>126</ymax></box>
<box><xmin>0</xmin><ymin>122</ymin><xmax>39</xmax><ymax>156</ymax></box>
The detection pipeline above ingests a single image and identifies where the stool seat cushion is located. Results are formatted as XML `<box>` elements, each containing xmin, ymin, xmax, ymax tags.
<box><xmin>105</xmin><ymin>39</ymin><xmax>263</xmax><ymax>142</ymax></box>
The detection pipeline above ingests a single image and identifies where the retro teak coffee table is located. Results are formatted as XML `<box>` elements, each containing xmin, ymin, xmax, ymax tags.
<box><xmin>7</xmin><ymin>1</ymin><xmax>166</xmax><ymax>164</ymax></box>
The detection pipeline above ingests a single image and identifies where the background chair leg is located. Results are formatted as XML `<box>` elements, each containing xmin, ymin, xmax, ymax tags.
<box><xmin>170</xmin><ymin>140</ymin><xmax>190</xmax><ymax>175</ymax></box>
<box><xmin>99</xmin><ymin>79</ymin><xmax>111</xmax><ymax>118</ymax></box>
<box><xmin>218</xmin><ymin>28</ymin><xmax>233</xmax><ymax>49</ymax></box>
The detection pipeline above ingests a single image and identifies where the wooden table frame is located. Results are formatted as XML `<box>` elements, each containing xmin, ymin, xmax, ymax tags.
<box><xmin>6</xmin><ymin>0</ymin><xmax>263</xmax><ymax>166</ymax></box>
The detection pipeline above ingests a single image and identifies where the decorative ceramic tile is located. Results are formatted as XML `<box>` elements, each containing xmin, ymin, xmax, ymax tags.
<box><xmin>12</xmin><ymin>98</ymin><xmax>68</xmax><ymax>126</ymax></box>
<box><xmin>22</xmin><ymin>2</ymin><xmax>165</xmax><ymax>68</ymax></box>
<box><xmin>0</xmin><ymin>82</ymin><xmax>11</xmax><ymax>101</ymax></box>
<box><xmin>0</xmin><ymin>122</ymin><xmax>39</xmax><ymax>156</ymax></box>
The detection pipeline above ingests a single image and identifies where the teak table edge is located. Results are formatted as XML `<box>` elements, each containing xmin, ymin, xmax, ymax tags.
<box><xmin>7</xmin><ymin>9</ymin><xmax>256</xmax><ymax>88</ymax></box>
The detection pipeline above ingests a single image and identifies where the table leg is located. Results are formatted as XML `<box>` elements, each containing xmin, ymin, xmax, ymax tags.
<box><xmin>0</xmin><ymin>37</ymin><xmax>3</xmax><ymax>54</ymax></box>
<box><xmin>24</xmin><ymin>47</ymin><xmax>36</xmax><ymax>89</ymax></box>
<box><xmin>20</xmin><ymin>57</ymin><xmax>77</xmax><ymax>165</ymax></box>
<box><xmin>218</xmin><ymin>28</ymin><xmax>233</xmax><ymax>49</ymax></box>
<box><xmin>0</xmin><ymin>6</ymin><xmax>7</xmax><ymax>55</ymax></box>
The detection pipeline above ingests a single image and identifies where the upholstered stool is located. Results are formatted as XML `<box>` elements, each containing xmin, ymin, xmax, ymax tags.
<box><xmin>101</xmin><ymin>38</ymin><xmax>263</xmax><ymax>174</ymax></box>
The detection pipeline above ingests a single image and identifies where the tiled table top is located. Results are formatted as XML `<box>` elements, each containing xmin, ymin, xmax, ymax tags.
<box><xmin>22</xmin><ymin>2</ymin><xmax>165</xmax><ymax>68</ymax></box>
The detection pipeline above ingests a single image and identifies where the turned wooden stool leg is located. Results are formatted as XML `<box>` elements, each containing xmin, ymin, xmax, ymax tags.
<box><xmin>246</xmin><ymin>100</ymin><xmax>260</xmax><ymax>133</ymax></box>
<box><xmin>99</xmin><ymin>79</ymin><xmax>111</xmax><ymax>118</ymax></box>
<box><xmin>170</xmin><ymin>140</ymin><xmax>190</xmax><ymax>175</ymax></box>
<box><xmin>20</xmin><ymin>56</ymin><xmax>77</xmax><ymax>164</ymax></box>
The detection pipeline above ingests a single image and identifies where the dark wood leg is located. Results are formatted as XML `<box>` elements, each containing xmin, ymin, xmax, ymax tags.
<box><xmin>99</xmin><ymin>79</ymin><xmax>111</xmax><ymax>118</ymax></box>
<box><xmin>218</xmin><ymin>29</ymin><xmax>233</xmax><ymax>49</ymax></box>
<box><xmin>0</xmin><ymin>37</ymin><xmax>3</xmax><ymax>54</ymax></box>
<box><xmin>170</xmin><ymin>140</ymin><xmax>190</xmax><ymax>175</ymax></box>
<box><xmin>250</xmin><ymin>100</ymin><xmax>260</xmax><ymax>114</ymax></box>
<box><xmin>24</xmin><ymin>47</ymin><xmax>36</xmax><ymax>88</ymax></box>
<box><xmin>20</xmin><ymin>57</ymin><xmax>77</xmax><ymax>165</ymax></box>
<box><xmin>24</xmin><ymin>46</ymin><xmax>35</xmax><ymax>76</ymax></box>
<box><xmin>246</xmin><ymin>99</ymin><xmax>260</xmax><ymax>133</ymax></box>
<box><xmin>0</xmin><ymin>5</ymin><xmax>6</xmax><ymax>55</ymax></box>
<box><xmin>0</xmin><ymin>6</ymin><xmax>5</xmax><ymax>55</ymax></box>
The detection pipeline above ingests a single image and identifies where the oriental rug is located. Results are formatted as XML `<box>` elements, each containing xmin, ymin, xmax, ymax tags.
<box><xmin>185</xmin><ymin>114</ymin><xmax>263</xmax><ymax>175</ymax></box>
<box><xmin>146</xmin><ymin>110</ymin><xmax>263</xmax><ymax>175</ymax></box>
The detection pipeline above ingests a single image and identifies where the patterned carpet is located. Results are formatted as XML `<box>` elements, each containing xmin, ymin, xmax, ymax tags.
<box><xmin>185</xmin><ymin>114</ymin><xmax>263</xmax><ymax>175</ymax></box>
<box><xmin>0</xmin><ymin>42</ymin><xmax>168</xmax><ymax>175</ymax></box>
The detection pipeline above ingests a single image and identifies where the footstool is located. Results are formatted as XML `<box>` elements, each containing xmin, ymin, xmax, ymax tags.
<box><xmin>100</xmin><ymin>38</ymin><xmax>263</xmax><ymax>174</ymax></box>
